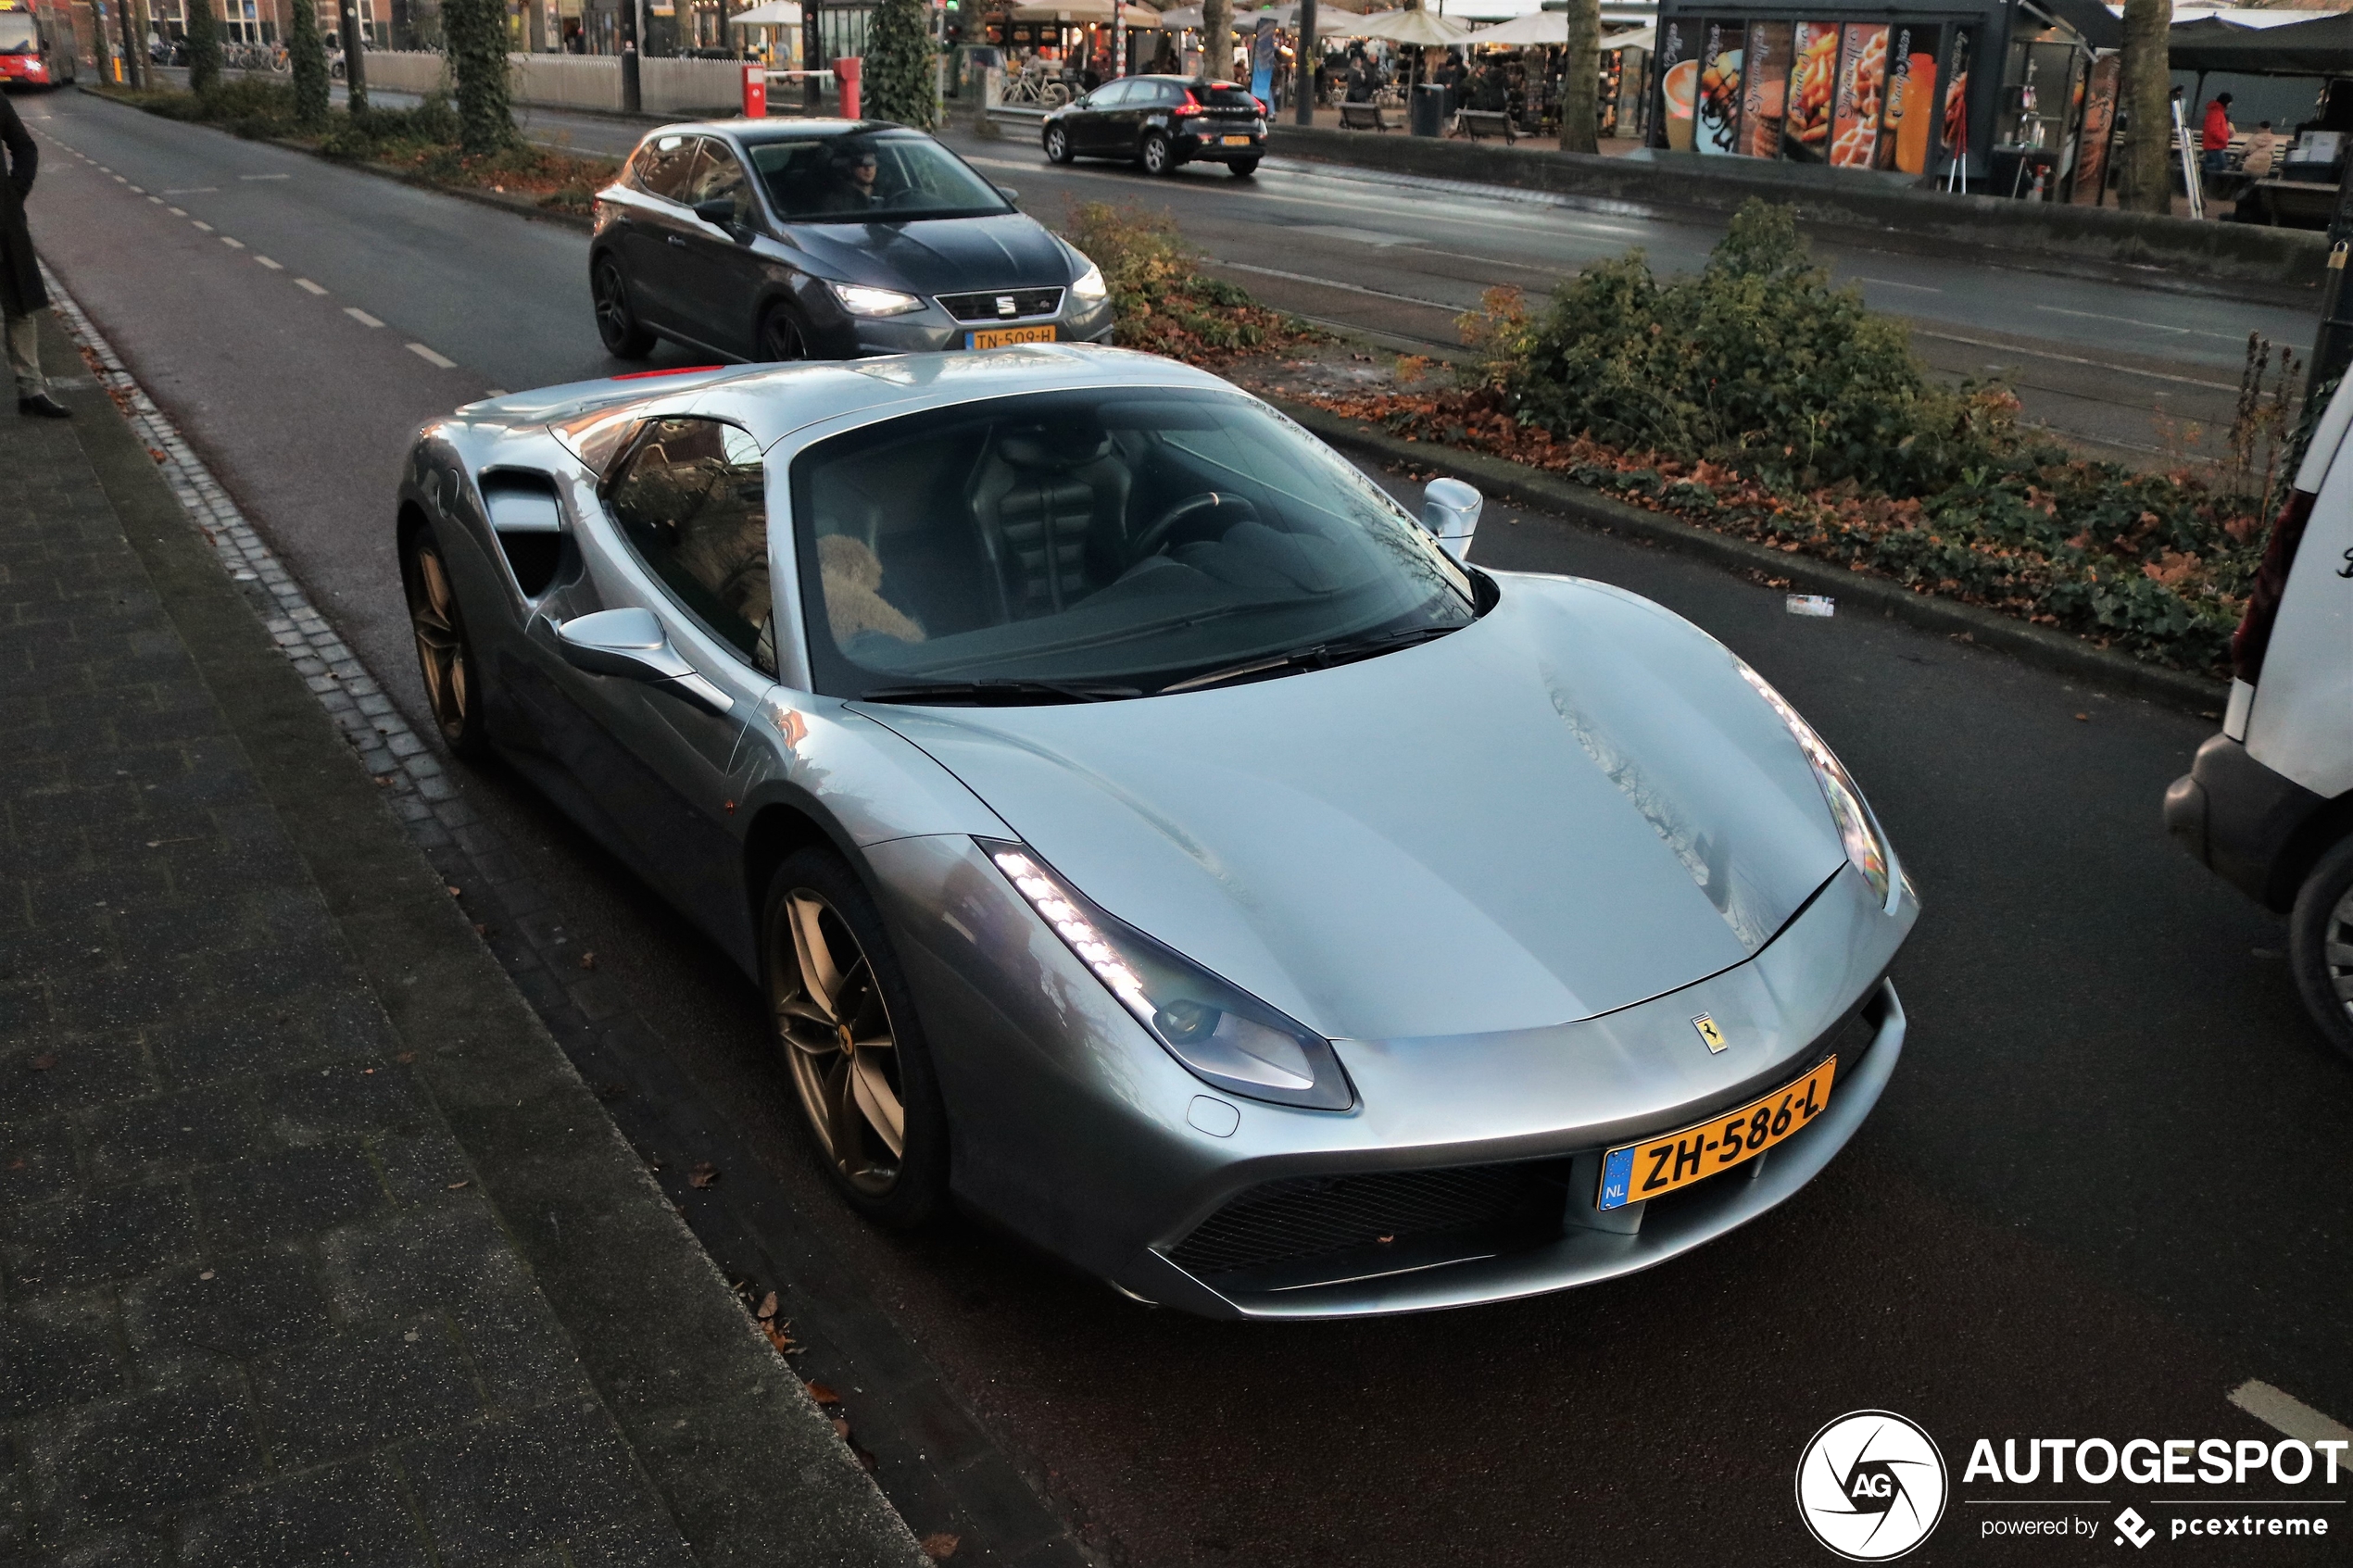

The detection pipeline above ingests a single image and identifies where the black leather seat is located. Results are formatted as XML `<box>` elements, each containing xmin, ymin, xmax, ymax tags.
<box><xmin>965</xmin><ymin>429</ymin><xmax>1131</xmax><ymax>620</ymax></box>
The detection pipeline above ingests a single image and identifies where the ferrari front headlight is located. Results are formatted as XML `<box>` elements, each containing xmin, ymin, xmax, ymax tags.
<box><xmin>987</xmin><ymin>843</ymin><xmax>1354</xmax><ymax>1110</ymax></box>
<box><xmin>1736</xmin><ymin>663</ymin><xmax>1899</xmax><ymax>909</ymax></box>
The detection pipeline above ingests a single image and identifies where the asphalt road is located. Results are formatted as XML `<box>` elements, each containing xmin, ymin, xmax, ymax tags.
<box><xmin>22</xmin><ymin>88</ymin><xmax>2353</xmax><ymax>1566</ymax></box>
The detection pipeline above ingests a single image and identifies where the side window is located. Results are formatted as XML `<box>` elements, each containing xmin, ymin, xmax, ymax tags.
<box><xmin>1145</xmin><ymin>82</ymin><xmax>1183</xmax><ymax>108</ymax></box>
<box><xmin>1089</xmin><ymin>80</ymin><xmax>1135</xmax><ymax>109</ymax></box>
<box><xmin>632</xmin><ymin>133</ymin><xmax>700</xmax><ymax>201</ymax></box>
<box><xmin>606</xmin><ymin>419</ymin><xmax>776</xmax><ymax>675</ymax></box>
<box><xmin>682</xmin><ymin>139</ymin><xmax>756</xmax><ymax>226</ymax></box>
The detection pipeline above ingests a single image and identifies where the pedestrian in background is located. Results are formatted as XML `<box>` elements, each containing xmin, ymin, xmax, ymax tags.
<box><xmin>1</xmin><ymin>90</ymin><xmax>67</xmax><ymax>420</ymax></box>
<box><xmin>2201</xmin><ymin>92</ymin><xmax>2235</xmax><ymax>173</ymax></box>
<box><xmin>2243</xmin><ymin>119</ymin><xmax>2278</xmax><ymax>178</ymax></box>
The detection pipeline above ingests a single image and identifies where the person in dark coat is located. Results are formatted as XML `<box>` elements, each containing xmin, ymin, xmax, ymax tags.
<box><xmin>2</xmin><ymin>91</ymin><xmax>66</xmax><ymax>419</ymax></box>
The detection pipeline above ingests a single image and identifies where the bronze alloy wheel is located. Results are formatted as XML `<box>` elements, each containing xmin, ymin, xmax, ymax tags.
<box><xmin>773</xmin><ymin>885</ymin><xmax>908</xmax><ymax>1195</ymax></box>
<box><xmin>403</xmin><ymin>531</ymin><xmax>485</xmax><ymax>758</ymax></box>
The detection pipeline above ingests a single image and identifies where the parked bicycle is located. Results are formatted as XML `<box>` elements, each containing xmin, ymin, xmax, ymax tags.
<box><xmin>1000</xmin><ymin>61</ymin><xmax>1073</xmax><ymax>108</ymax></box>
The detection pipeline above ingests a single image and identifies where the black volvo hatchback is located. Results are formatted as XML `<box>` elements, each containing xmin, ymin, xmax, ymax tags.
<box><xmin>1042</xmin><ymin>76</ymin><xmax>1268</xmax><ymax>176</ymax></box>
<box><xmin>590</xmin><ymin>119</ymin><xmax>1115</xmax><ymax>363</ymax></box>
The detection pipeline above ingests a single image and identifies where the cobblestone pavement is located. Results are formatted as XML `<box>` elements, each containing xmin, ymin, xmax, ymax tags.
<box><xmin>0</xmin><ymin>297</ymin><xmax>923</xmax><ymax>1566</ymax></box>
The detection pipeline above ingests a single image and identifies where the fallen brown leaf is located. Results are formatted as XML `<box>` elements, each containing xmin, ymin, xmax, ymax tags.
<box><xmin>806</xmin><ymin>1381</ymin><xmax>842</xmax><ymax>1405</ymax></box>
<box><xmin>446</xmin><ymin>885</ymin><xmax>462</xmax><ymax>897</ymax></box>
<box><xmin>688</xmin><ymin>1160</ymin><xmax>719</xmax><ymax>1189</ymax></box>
<box><xmin>2074</xmin><ymin>713</ymin><xmax>2090</xmax><ymax>722</ymax></box>
<box><xmin>831</xmin><ymin>1417</ymin><xmax>852</xmax><ymax>1440</ymax></box>
<box><xmin>395</xmin><ymin>1051</ymin><xmax>417</xmax><ymax>1064</ymax></box>
<box><xmin>579</xmin><ymin>951</ymin><xmax>598</xmax><ymax>971</ymax></box>
<box><xmin>757</xmin><ymin>1291</ymin><xmax>779</xmax><ymax>1321</ymax></box>
<box><xmin>920</xmin><ymin>1533</ymin><xmax>962</xmax><ymax>1561</ymax></box>
<box><xmin>760</xmin><ymin>1317</ymin><xmax>795</xmax><ymax>1355</ymax></box>
<box><xmin>446</xmin><ymin>1180</ymin><xmax>470</xmax><ymax>1190</ymax></box>
<box><xmin>29</xmin><ymin>1054</ymin><xmax>57</xmax><ymax>1072</ymax></box>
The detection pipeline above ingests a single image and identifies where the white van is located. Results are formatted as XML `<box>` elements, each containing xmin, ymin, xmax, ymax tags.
<box><xmin>2165</xmin><ymin>377</ymin><xmax>2353</xmax><ymax>1059</ymax></box>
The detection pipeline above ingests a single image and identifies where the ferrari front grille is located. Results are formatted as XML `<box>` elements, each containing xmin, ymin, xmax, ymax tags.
<box><xmin>1166</xmin><ymin>1162</ymin><xmax>1571</xmax><ymax>1279</ymax></box>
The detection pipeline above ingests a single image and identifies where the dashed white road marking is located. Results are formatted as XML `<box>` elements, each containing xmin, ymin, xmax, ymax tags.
<box><xmin>239</xmin><ymin>172</ymin><xmax>291</xmax><ymax>181</ymax></box>
<box><xmin>112</xmin><ymin>175</ymin><xmax>127</xmax><ymax>184</ymax></box>
<box><xmin>345</xmin><ymin>307</ymin><xmax>384</xmax><ymax>328</ymax></box>
<box><xmin>146</xmin><ymin>196</ymin><xmax>163</xmax><ymax>205</ymax></box>
<box><xmin>1856</xmin><ymin>276</ymin><xmax>1943</xmax><ymax>293</ymax></box>
<box><xmin>168</xmin><ymin>207</ymin><xmax>187</xmax><ymax>217</ymax></box>
<box><xmin>220</xmin><ymin>236</ymin><xmax>245</xmax><ymax>250</ymax></box>
<box><xmin>127</xmin><ymin>184</ymin><xmax>145</xmax><ymax>194</ymax></box>
<box><xmin>191</xmin><ymin>220</ymin><xmax>214</xmax><ymax>232</ymax></box>
<box><xmin>295</xmin><ymin>278</ymin><xmax>328</xmax><ymax>295</ymax></box>
<box><xmin>255</xmin><ymin>257</ymin><xmax>283</xmax><ymax>270</ymax></box>
<box><xmin>408</xmin><ymin>344</ymin><xmax>458</xmax><ymax>370</ymax></box>
<box><xmin>2230</xmin><ymin>1382</ymin><xmax>2353</xmax><ymax>1446</ymax></box>
<box><xmin>162</xmin><ymin>186</ymin><xmax>219</xmax><ymax>194</ymax></box>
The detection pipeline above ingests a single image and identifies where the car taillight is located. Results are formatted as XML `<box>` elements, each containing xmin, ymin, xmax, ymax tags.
<box><xmin>2232</xmin><ymin>485</ymin><xmax>2316</xmax><ymax>683</ymax></box>
<box><xmin>1175</xmin><ymin>97</ymin><xmax>1203</xmax><ymax>117</ymax></box>
<box><xmin>1252</xmin><ymin>95</ymin><xmax>1267</xmax><ymax>114</ymax></box>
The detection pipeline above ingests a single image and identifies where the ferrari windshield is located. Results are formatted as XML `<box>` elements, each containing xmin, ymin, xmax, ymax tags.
<box><xmin>792</xmin><ymin>388</ymin><xmax>1477</xmax><ymax>699</ymax></box>
<box><xmin>749</xmin><ymin>132</ymin><xmax>1012</xmax><ymax>221</ymax></box>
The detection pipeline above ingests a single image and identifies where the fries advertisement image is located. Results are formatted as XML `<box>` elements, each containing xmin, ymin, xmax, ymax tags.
<box><xmin>1942</xmin><ymin>28</ymin><xmax>1973</xmax><ymax>172</ymax></box>
<box><xmin>1878</xmin><ymin>25</ymin><xmax>1939</xmax><ymax>174</ymax></box>
<box><xmin>1740</xmin><ymin>22</ymin><xmax>1792</xmax><ymax>158</ymax></box>
<box><xmin>1781</xmin><ymin>22</ymin><xmax>1839</xmax><ymax>160</ymax></box>
<box><xmin>1830</xmin><ymin>25</ymin><xmax>1890</xmax><ymax>169</ymax></box>
<box><xmin>1697</xmin><ymin>24</ymin><xmax>1745</xmax><ymax>155</ymax></box>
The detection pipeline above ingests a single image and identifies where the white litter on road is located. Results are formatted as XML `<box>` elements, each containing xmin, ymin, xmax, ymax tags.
<box><xmin>1786</xmin><ymin>595</ymin><xmax>1836</xmax><ymax>618</ymax></box>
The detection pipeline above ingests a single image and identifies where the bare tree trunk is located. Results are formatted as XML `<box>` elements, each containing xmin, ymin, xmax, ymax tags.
<box><xmin>1558</xmin><ymin>0</ymin><xmax>1600</xmax><ymax>153</ymax></box>
<box><xmin>2119</xmin><ymin>0</ymin><xmax>2173</xmax><ymax>214</ymax></box>
<box><xmin>1200</xmin><ymin>0</ymin><xmax>1231</xmax><ymax>80</ymax></box>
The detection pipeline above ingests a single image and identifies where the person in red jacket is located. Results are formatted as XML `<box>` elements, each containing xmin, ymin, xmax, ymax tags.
<box><xmin>2202</xmin><ymin>92</ymin><xmax>2235</xmax><ymax>172</ymax></box>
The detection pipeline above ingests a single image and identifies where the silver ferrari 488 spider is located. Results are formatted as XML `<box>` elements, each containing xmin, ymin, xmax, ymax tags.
<box><xmin>395</xmin><ymin>344</ymin><xmax>1918</xmax><ymax>1319</ymax></box>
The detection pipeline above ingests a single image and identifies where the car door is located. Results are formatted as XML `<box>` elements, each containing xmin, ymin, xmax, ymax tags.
<box><xmin>1073</xmin><ymin>79</ymin><xmax>1132</xmax><ymax>155</ymax></box>
<box><xmin>670</xmin><ymin>137</ymin><xmax>766</xmax><ymax>359</ymax></box>
<box><xmin>613</xmin><ymin>132</ymin><xmax>706</xmax><ymax>331</ymax></box>
<box><xmin>542</xmin><ymin>416</ymin><xmax>777</xmax><ymax>950</ymax></box>
<box><xmin>1132</xmin><ymin>80</ymin><xmax>1179</xmax><ymax>157</ymax></box>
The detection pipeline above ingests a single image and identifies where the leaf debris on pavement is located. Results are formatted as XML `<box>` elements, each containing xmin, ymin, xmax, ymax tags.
<box><xmin>688</xmin><ymin>1160</ymin><xmax>720</xmax><ymax>1189</ymax></box>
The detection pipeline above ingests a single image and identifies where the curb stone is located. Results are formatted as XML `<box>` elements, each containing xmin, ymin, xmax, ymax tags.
<box><xmin>1267</xmin><ymin>395</ymin><xmax>2233</xmax><ymax>717</ymax></box>
<box><xmin>40</xmin><ymin>270</ymin><xmax>931</xmax><ymax>1568</ymax></box>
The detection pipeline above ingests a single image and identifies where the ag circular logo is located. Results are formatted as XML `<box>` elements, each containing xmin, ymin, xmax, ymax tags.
<box><xmin>1795</xmin><ymin>1410</ymin><xmax>1948</xmax><ymax>1561</ymax></box>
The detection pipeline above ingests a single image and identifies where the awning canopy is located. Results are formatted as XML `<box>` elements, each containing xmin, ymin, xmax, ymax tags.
<box><xmin>1010</xmin><ymin>0</ymin><xmax>1160</xmax><ymax>22</ymax></box>
<box><xmin>1466</xmin><ymin>10</ymin><xmax>1564</xmax><ymax>46</ymax></box>
<box><xmin>726</xmin><ymin>0</ymin><xmax>800</xmax><ymax>24</ymax></box>
<box><xmin>1340</xmin><ymin>7</ymin><xmax>1475</xmax><ymax>44</ymax></box>
<box><xmin>2168</xmin><ymin>10</ymin><xmax>2353</xmax><ymax>75</ymax></box>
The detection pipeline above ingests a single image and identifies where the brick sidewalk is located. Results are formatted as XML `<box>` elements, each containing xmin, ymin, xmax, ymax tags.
<box><xmin>0</xmin><ymin>312</ymin><xmax>922</xmax><ymax>1566</ymax></box>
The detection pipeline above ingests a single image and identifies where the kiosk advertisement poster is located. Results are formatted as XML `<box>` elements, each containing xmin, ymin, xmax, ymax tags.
<box><xmin>1742</xmin><ymin>21</ymin><xmax>1792</xmax><ymax>157</ymax></box>
<box><xmin>1941</xmin><ymin>26</ymin><xmax>1974</xmax><ymax>173</ymax></box>
<box><xmin>1657</xmin><ymin>19</ymin><xmax>1693</xmax><ymax>149</ymax></box>
<box><xmin>1877</xmin><ymin>24</ymin><xmax>1940</xmax><ymax>173</ymax></box>
<box><xmin>1830</xmin><ymin>24</ymin><xmax>1890</xmax><ymax>167</ymax></box>
<box><xmin>2071</xmin><ymin>52</ymin><xmax>2120</xmax><ymax>204</ymax></box>
<box><xmin>1697</xmin><ymin>21</ymin><xmax>1745</xmax><ymax>154</ymax></box>
<box><xmin>1782</xmin><ymin>21</ymin><xmax>1838</xmax><ymax>160</ymax></box>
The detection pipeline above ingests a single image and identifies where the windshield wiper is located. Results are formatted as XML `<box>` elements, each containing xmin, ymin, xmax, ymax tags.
<box><xmin>1158</xmin><ymin>623</ymin><xmax>1464</xmax><ymax>696</ymax></box>
<box><xmin>858</xmin><ymin>678</ymin><xmax>1143</xmax><ymax>706</ymax></box>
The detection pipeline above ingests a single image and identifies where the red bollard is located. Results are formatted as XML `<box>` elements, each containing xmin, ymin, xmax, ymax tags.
<box><xmin>741</xmin><ymin>62</ymin><xmax>767</xmax><ymax>119</ymax></box>
<box><xmin>837</xmin><ymin>56</ymin><xmax>862</xmax><ymax>119</ymax></box>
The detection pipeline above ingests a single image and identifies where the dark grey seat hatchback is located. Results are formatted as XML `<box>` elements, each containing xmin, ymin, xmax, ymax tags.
<box><xmin>590</xmin><ymin>119</ymin><xmax>1115</xmax><ymax>363</ymax></box>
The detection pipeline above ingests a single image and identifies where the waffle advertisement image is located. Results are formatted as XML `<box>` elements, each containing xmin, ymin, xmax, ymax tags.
<box><xmin>1740</xmin><ymin>22</ymin><xmax>1793</xmax><ymax>157</ymax></box>
<box><xmin>1697</xmin><ymin>25</ymin><xmax>1745</xmax><ymax>156</ymax></box>
<box><xmin>1782</xmin><ymin>22</ymin><xmax>1839</xmax><ymax>160</ymax></box>
<box><xmin>1830</xmin><ymin>24</ymin><xmax>1890</xmax><ymax>169</ymax></box>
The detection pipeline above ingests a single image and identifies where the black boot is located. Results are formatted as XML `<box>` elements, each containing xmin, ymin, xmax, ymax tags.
<box><xmin>18</xmin><ymin>393</ymin><xmax>70</xmax><ymax>419</ymax></box>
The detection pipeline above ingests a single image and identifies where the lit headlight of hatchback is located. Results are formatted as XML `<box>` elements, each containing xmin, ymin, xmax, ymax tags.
<box><xmin>1737</xmin><ymin>664</ymin><xmax>1899</xmax><ymax>907</ymax></box>
<box><xmin>987</xmin><ymin>844</ymin><xmax>1354</xmax><ymax>1110</ymax></box>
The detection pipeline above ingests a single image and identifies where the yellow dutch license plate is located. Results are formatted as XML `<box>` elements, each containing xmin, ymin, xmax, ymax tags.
<box><xmin>1221</xmin><ymin>134</ymin><xmax>1253</xmax><ymax>146</ymax></box>
<box><xmin>1598</xmin><ymin>1057</ymin><xmax>1838</xmax><ymax>1211</ymax></box>
<box><xmin>966</xmin><ymin>325</ymin><xmax>1057</xmax><ymax>349</ymax></box>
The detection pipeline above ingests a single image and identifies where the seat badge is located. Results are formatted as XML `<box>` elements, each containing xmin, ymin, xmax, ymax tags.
<box><xmin>1692</xmin><ymin>1014</ymin><xmax>1728</xmax><ymax>1054</ymax></box>
<box><xmin>996</xmin><ymin>295</ymin><xmax>1018</xmax><ymax>317</ymax></box>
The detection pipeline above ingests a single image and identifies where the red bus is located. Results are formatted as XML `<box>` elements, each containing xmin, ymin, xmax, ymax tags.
<box><xmin>0</xmin><ymin>0</ymin><xmax>81</xmax><ymax>89</ymax></box>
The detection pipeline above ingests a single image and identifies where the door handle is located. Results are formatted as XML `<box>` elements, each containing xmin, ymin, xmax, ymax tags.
<box><xmin>666</xmin><ymin>234</ymin><xmax>689</xmax><ymax>247</ymax></box>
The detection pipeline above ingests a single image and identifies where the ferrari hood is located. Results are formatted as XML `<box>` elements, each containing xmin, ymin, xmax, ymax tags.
<box><xmin>786</xmin><ymin>213</ymin><xmax>1072</xmax><ymax>295</ymax></box>
<box><xmin>859</xmin><ymin>574</ymin><xmax>1848</xmax><ymax>1043</ymax></box>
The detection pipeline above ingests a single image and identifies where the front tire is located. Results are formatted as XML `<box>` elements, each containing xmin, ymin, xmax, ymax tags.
<box><xmin>2289</xmin><ymin>834</ymin><xmax>2353</xmax><ymax>1061</ymax></box>
<box><xmin>761</xmin><ymin>848</ymin><xmax>950</xmax><ymax>1226</ymax></box>
<box><xmin>400</xmin><ymin>522</ymin><xmax>490</xmax><ymax>761</ymax></box>
<box><xmin>1141</xmin><ymin>131</ymin><xmax>1174</xmax><ymax>176</ymax></box>
<box><xmin>592</xmin><ymin>256</ymin><xmax>657</xmax><ymax>360</ymax></box>
<box><xmin>758</xmin><ymin>306</ymin><xmax>811</xmax><ymax>363</ymax></box>
<box><xmin>1044</xmin><ymin>123</ymin><xmax>1073</xmax><ymax>164</ymax></box>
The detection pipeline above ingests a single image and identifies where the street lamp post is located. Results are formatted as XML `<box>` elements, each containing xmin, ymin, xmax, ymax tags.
<box><xmin>1295</xmin><ymin>0</ymin><xmax>1315</xmax><ymax>125</ymax></box>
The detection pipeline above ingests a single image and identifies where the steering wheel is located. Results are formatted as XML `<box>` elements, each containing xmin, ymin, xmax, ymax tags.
<box><xmin>1126</xmin><ymin>492</ymin><xmax>1256</xmax><ymax>566</ymax></box>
